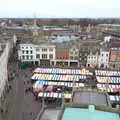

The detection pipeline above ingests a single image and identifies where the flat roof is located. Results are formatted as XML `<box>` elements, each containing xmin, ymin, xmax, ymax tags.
<box><xmin>73</xmin><ymin>91</ymin><xmax>108</xmax><ymax>106</ymax></box>
<box><xmin>62</xmin><ymin>108</ymin><xmax>120</xmax><ymax>120</ymax></box>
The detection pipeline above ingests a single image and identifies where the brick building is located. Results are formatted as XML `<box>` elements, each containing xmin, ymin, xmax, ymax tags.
<box><xmin>109</xmin><ymin>39</ymin><xmax>120</xmax><ymax>70</ymax></box>
<box><xmin>55</xmin><ymin>44</ymin><xmax>70</xmax><ymax>67</ymax></box>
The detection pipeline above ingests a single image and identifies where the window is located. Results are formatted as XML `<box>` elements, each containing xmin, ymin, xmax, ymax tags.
<box><xmin>82</xmin><ymin>53</ymin><xmax>84</xmax><ymax>56</ymax></box>
<box><xmin>26</xmin><ymin>55</ymin><xmax>29</xmax><ymax>59</ymax></box>
<box><xmin>22</xmin><ymin>55</ymin><xmax>25</xmax><ymax>60</ymax></box>
<box><xmin>22</xmin><ymin>50</ymin><xmax>24</xmax><ymax>54</ymax></box>
<box><xmin>36</xmin><ymin>48</ymin><xmax>39</xmax><ymax>51</ymax></box>
<box><xmin>36</xmin><ymin>54</ymin><xmax>40</xmax><ymax>59</ymax></box>
<box><xmin>102</xmin><ymin>54</ymin><xmax>103</xmax><ymax>56</ymax></box>
<box><xmin>106</xmin><ymin>54</ymin><xmax>108</xmax><ymax>57</ymax></box>
<box><xmin>30</xmin><ymin>55</ymin><xmax>33</xmax><ymax>59</ymax></box>
<box><xmin>30</xmin><ymin>47</ymin><xmax>32</xmax><ymax>49</ymax></box>
<box><xmin>42</xmin><ymin>48</ymin><xmax>47</xmax><ymax>52</ymax></box>
<box><xmin>70</xmin><ymin>56</ymin><xmax>73</xmax><ymax>60</ymax></box>
<box><xmin>42</xmin><ymin>54</ymin><xmax>47</xmax><ymax>59</ymax></box>
<box><xmin>49</xmin><ymin>54</ymin><xmax>53</xmax><ymax>59</ymax></box>
<box><xmin>26</xmin><ymin>50</ymin><xmax>29</xmax><ymax>54</ymax></box>
<box><xmin>26</xmin><ymin>47</ymin><xmax>28</xmax><ymax>49</ymax></box>
<box><xmin>30</xmin><ymin>50</ymin><xmax>33</xmax><ymax>54</ymax></box>
<box><xmin>74</xmin><ymin>52</ymin><xmax>78</xmax><ymax>55</ymax></box>
<box><xmin>70</xmin><ymin>52</ymin><xmax>73</xmax><ymax>54</ymax></box>
<box><xmin>49</xmin><ymin>48</ymin><xmax>53</xmax><ymax>52</ymax></box>
<box><xmin>74</xmin><ymin>56</ymin><xmax>78</xmax><ymax>60</ymax></box>
<box><xmin>22</xmin><ymin>47</ymin><xmax>24</xmax><ymax>49</ymax></box>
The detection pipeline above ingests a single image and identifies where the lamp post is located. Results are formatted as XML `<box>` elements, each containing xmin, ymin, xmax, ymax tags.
<box><xmin>61</xmin><ymin>94</ymin><xmax>64</xmax><ymax>109</ymax></box>
<box><xmin>71</xmin><ymin>78</ymin><xmax>75</xmax><ymax>102</ymax></box>
<box><xmin>42</xmin><ymin>97</ymin><xmax>45</xmax><ymax>108</ymax></box>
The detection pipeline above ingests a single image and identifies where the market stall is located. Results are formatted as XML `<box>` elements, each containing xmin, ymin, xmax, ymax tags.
<box><xmin>33</xmin><ymin>80</ymin><xmax>84</xmax><ymax>89</ymax></box>
<box><xmin>38</xmin><ymin>92</ymin><xmax>72</xmax><ymax>99</ymax></box>
<box><xmin>31</xmin><ymin>73</ymin><xmax>86</xmax><ymax>81</ymax></box>
<box><xmin>95</xmin><ymin>70</ymin><xmax>120</xmax><ymax>76</ymax></box>
<box><xmin>109</xmin><ymin>95</ymin><xmax>120</xmax><ymax>102</ymax></box>
<box><xmin>97</xmin><ymin>84</ymin><xmax>120</xmax><ymax>93</ymax></box>
<box><xmin>96</xmin><ymin>76</ymin><xmax>120</xmax><ymax>84</ymax></box>
<box><xmin>33</xmin><ymin>68</ymin><xmax>93</xmax><ymax>75</ymax></box>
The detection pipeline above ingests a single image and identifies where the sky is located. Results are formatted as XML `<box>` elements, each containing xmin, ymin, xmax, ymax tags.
<box><xmin>0</xmin><ymin>0</ymin><xmax>120</xmax><ymax>18</ymax></box>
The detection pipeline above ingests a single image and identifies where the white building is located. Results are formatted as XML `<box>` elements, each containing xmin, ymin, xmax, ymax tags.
<box><xmin>98</xmin><ymin>49</ymin><xmax>109</xmax><ymax>68</ymax></box>
<box><xmin>87</xmin><ymin>52</ymin><xmax>99</xmax><ymax>68</ymax></box>
<box><xmin>104</xmin><ymin>36</ymin><xmax>111</xmax><ymax>43</ymax></box>
<box><xmin>0</xmin><ymin>41</ymin><xmax>11</xmax><ymax>101</ymax></box>
<box><xmin>87</xmin><ymin>43</ymin><xmax>109</xmax><ymax>69</ymax></box>
<box><xmin>18</xmin><ymin>43</ymin><xmax>56</xmax><ymax>66</ymax></box>
<box><xmin>45</xmin><ymin>33</ymin><xmax>80</xmax><ymax>42</ymax></box>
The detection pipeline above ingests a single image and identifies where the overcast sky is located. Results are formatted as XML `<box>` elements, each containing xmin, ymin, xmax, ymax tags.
<box><xmin>0</xmin><ymin>0</ymin><xmax>120</xmax><ymax>18</ymax></box>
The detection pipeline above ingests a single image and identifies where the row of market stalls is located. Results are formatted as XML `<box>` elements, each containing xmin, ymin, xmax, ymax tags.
<box><xmin>33</xmin><ymin>81</ymin><xmax>84</xmax><ymax>89</ymax></box>
<box><xmin>33</xmin><ymin>68</ymin><xmax>93</xmax><ymax>75</ymax></box>
<box><xmin>95</xmin><ymin>70</ymin><xmax>120</xmax><ymax>105</ymax></box>
<box><xmin>109</xmin><ymin>95</ymin><xmax>120</xmax><ymax>102</ymax></box>
<box><xmin>38</xmin><ymin>92</ymin><xmax>72</xmax><ymax>99</ymax></box>
<box><xmin>31</xmin><ymin>74</ymin><xmax>86</xmax><ymax>82</ymax></box>
<box><xmin>31</xmin><ymin>68</ymin><xmax>93</xmax><ymax>102</ymax></box>
<box><xmin>97</xmin><ymin>84</ymin><xmax>120</xmax><ymax>93</ymax></box>
<box><xmin>95</xmin><ymin>70</ymin><xmax>120</xmax><ymax>76</ymax></box>
<box><xmin>31</xmin><ymin>68</ymin><xmax>120</xmax><ymax>104</ymax></box>
<box><xmin>96</xmin><ymin>76</ymin><xmax>120</xmax><ymax>84</ymax></box>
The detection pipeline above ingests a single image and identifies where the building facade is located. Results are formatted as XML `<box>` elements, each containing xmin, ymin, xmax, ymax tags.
<box><xmin>108</xmin><ymin>38</ymin><xmax>120</xmax><ymax>70</ymax></box>
<box><xmin>55</xmin><ymin>45</ymin><xmax>70</xmax><ymax>67</ymax></box>
<box><xmin>69</xmin><ymin>45</ymin><xmax>79</xmax><ymax>67</ymax></box>
<box><xmin>0</xmin><ymin>42</ymin><xmax>11</xmax><ymax>101</ymax></box>
<box><xmin>109</xmin><ymin>48</ymin><xmax>120</xmax><ymax>70</ymax></box>
<box><xmin>98</xmin><ymin>49</ymin><xmax>109</xmax><ymax>69</ymax></box>
<box><xmin>18</xmin><ymin>43</ymin><xmax>56</xmax><ymax>67</ymax></box>
<box><xmin>79</xmin><ymin>46</ymin><xmax>89</xmax><ymax>67</ymax></box>
<box><xmin>87</xmin><ymin>52</ymin><xmax>99</xmax><ymax>68</ymax></box>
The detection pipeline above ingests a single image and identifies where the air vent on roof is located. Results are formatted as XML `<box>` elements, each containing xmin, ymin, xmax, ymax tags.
<box><xmin>88</xmin><ymin>105</ymin><xmax>95</xmax><ymax>112</ymax></box>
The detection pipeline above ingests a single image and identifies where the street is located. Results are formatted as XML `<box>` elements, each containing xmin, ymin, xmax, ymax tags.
<box><xmin>2</xmin><ymin>49</ymin><xmax>42</xmax><ymax>120</ymax></box>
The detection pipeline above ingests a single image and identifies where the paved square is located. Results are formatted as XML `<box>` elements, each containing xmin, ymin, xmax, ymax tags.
<box><xmin>40</xmin><ymin>108</ymin><xmax>61</xmax><ymax>120</ymax></box>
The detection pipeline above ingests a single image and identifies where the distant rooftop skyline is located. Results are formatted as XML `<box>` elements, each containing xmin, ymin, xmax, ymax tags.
<box><xmin>0</xmin><ymin>0</ymin><xmax>120</xmax><ymax>18</ymax></box>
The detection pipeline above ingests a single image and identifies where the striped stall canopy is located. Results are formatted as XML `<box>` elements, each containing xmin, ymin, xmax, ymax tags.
<box><xmin>31</xmin><ymin>73</ymin><xmax>86</xmax><ymax>82</ymax></box>
<box><xmin>97</xmin><ymin>84</ymin><xmax>120</xmax><ymax>93</ymax></box>
<box><xmin>33</xmin><ymin>81</ymin><xmax>84</xmax><ymax>88</ymax></box>
<box><xmin>96</xmin><ymin>76</ymin><xmax>120</xmax><ymax>83</ymax></box>
<box><xmin>33</xmin><ymin>68</ymin><xmax>93</xmax><ymax>75</ymax></box>
<box><xmin>109</xmin><ymin>95</ymin><xmax>120</xmax><ymax>102</ymax></box>
<box><xmin>38</xmin><ymin>92</ymin><xmax>72</xmax><ymax>99</ymax></box>
<box><xmin>95</xmin><ymin>70</ymin><xmax>120</xmax><ymax>76</ymax></box>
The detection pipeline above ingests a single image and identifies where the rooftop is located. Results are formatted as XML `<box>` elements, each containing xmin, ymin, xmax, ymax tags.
<box><xmin>73</xmin><ymin>91</ymin><xmax>109</xmax><ymax>106</ymax></box>
<box><xmin>56</xmin><ymin>43</ymin><xmax>72</xmax><ymax>49</ymax></box>
<box><xmin>101</xmin><ymin>43</ymin><xmax>109</xmax><ymax>51</ymax></box>
<box><xmin>62</xmin><ymin>107</ymin><xmax>120</xmax><ymax>120</ymax></box>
